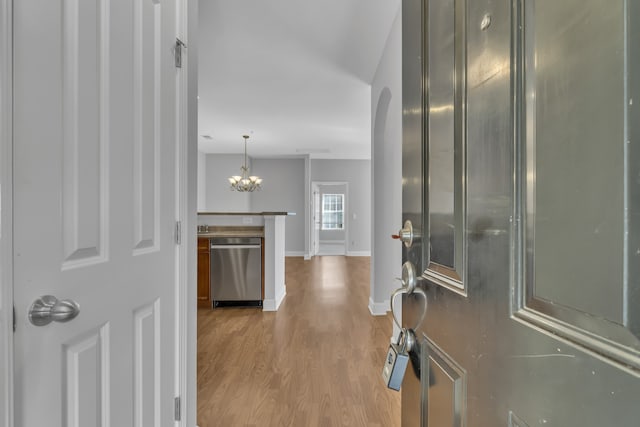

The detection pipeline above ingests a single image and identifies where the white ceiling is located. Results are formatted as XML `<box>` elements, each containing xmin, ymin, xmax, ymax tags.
<box><xmin>197</xmin><ymin>0</ymin><xmax>400</xmax><ymax>159</ymax></box>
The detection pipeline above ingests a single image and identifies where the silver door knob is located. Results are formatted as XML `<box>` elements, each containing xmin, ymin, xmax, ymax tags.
<box><xmin>29</xmin><ymin>295</ymin><xmax>80</xmax><ymax>326</ymax></box>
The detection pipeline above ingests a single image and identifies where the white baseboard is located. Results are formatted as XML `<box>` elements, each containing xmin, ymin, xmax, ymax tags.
<box><xmin>275</xmin><ymin>286</ymin><xmax>286</xmax><ymax>310</ymax></box>
<box><xmin>263</xmin><ymin>288</ymin><xmax>286</xmax><ymax>312</ymax></box>
<box><xmin>368</xmin><ymin>297</ymin><xmax>390</xmax><ymax>316</ymax></box>
<box><xmin>262</xmin><ymin>299</ymin><xmax>277</xmax><ymax>311</ymax></box>
<box><xmin>303</xmin><ymin>253</ymin><xmax>311</xmax><ymax>260</ymax></box>
<box><xmin>347</xmin><ymin>251</ymin><xmax>371</xmax><ymax>257</ymax></box>
<box><xmin>285</xmin><ymin>251</ymin><xmax>305</xmax><ymax>257</ymax></box>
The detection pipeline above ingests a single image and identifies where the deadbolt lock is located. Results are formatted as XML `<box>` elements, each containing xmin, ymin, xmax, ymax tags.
<box><xmin>391</xmin><ymin>220</ymin><xmax>417</xmax><ymax>248</ymax></box>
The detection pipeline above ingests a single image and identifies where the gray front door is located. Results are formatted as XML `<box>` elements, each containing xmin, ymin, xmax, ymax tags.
<box><xmin>398</xmin><ymin>0</ymin><xmax>640</xmax><ymax>425</ymax></box>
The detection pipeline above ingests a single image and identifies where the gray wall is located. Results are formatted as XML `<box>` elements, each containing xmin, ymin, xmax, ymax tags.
<box><xmin>205</xmin><ymin>154</ymin><xmax>251</xmax><ymax>212</ymax></box>
<box><xmin>371</xmin><ymin>7</ymin><xmax>402</xmax><ymax>310</ymax></box>
<box><xmin>250</xmin><ymin>158</ymin><xmax>306</xmax><ymax>254</ymax></box>
<box><xmin>311</xmin><ymin>159</ymin><xmax>371</xmax><ymax>254</ymax></box>
<box><xmin>198</xmin><ymin>154</ymin><xmax>372</xmax><ymax>255</ymax></box>
<box><xmin>198</xmin><ymin>150</ymin><xmax>207</xmax><ymax>211</ymax></box>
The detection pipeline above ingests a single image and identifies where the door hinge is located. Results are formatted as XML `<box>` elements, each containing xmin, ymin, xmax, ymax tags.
<box><xmin>13</xmin><ymin>305</ymin><xmax>16</xmax><ymax>332</ymax></box>
<box><xmin>175</xmin><ymin>220</ymin><xmax>182</xmax><ymax>245</ymax></box>
<box><xmin>175</xmin><ymin>38</ymin><xmax>187</xmax><ymax>68</ymax></box>
<box><xmin>174</xmin><ymin>396</ymin><xmax>181</xmax><ymax>421</ymax></box>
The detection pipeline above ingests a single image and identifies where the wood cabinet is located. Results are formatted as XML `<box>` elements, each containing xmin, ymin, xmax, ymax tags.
<box><xmin>197</xmin><ymin>238</ymin><xmax>211</xmax><ymax>308</ymax></box>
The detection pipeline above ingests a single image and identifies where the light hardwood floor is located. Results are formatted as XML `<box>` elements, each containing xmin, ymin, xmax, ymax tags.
<box><xmin>197</xmin><ymin>256</ymin><xmax>401</xmax><ymax>427</ymax></box>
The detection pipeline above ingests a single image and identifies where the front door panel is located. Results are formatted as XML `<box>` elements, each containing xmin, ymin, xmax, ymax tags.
<box><xmin>400</xmin><ymin>0</ymin><xmax>640</xmax><ymax>425</ymax></box>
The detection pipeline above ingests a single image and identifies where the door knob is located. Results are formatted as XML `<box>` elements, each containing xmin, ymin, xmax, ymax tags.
<box><xmin>29</xmin><ymin>295</ymin><xmax>80</xmax><ymax>326</ymax></box>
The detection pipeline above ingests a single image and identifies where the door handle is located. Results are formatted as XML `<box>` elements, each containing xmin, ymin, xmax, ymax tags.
<box><xmin>28</xmin><ymin>295</ymin><xmax>80</xmax><ymax>326</ymax></box>
<box><xmin>390</xmin><ymin>262</ymin><xmax>427</xmax><ymax>331</ymax></box>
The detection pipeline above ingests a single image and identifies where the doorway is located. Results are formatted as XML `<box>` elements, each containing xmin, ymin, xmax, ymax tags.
<box><xmin>311</xmin><ymin>181</ymin><xmax>349</xmax><ymax>257</ymax></box>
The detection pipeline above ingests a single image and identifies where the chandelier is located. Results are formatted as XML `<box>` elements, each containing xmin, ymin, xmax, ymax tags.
<box><xmin>228</xmin><ymin>135</ymin><xmax>263</xmax><ymax>192</ymax></box>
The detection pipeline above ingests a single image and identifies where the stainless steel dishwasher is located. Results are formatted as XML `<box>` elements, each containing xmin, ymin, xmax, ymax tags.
<box><xmin>210</xmin><ymin>237</ymin><xmax>262</xmax><ymax>307</ymax></box>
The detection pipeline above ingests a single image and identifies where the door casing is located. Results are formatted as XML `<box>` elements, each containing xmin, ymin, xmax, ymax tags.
<box><xmin>0</xmin><ymin>0</ymin><xmax>14</xmax><ymax>425</ymax></box>
<box><xmin>310</xmin><ymin>181</ymin><xmax>350</xmax><ymax>257</ymax></box>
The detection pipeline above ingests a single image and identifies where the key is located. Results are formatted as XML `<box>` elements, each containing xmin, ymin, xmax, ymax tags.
<box><xmin>382</xmin><ymin>328</ymin><xmax>411</xmax><ymax>391</ymax></box>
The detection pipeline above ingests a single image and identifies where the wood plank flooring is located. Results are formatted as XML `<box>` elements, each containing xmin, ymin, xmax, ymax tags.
<box><xmin>197</xmin><ymin>256</ymin><xmax>401</xmax><ymax>427</ymax></box>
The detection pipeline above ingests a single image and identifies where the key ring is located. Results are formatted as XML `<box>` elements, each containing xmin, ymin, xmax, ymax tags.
<box><xmin>397</xmin><ymin>327</ymin><xmax>416</xmax><ymax>353</ymax></box>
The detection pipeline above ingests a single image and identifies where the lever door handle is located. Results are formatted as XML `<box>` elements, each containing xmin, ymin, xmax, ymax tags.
<box><xmin>29</xmin><ymin>295</ymin><xmax>80</xmax><ymax>326</ymax></box>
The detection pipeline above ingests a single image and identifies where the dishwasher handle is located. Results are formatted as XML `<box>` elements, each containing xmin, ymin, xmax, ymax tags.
<box><xmin>210</xmin><ymin>244</ymin><xmax>262</xmax><ymax>249</ymax></box>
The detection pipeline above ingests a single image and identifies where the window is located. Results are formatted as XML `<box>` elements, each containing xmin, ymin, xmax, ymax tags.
<box><xmin>321</xmin><ymin>194</ymin><xmax>344</xmax><ymax>230</ymax></box>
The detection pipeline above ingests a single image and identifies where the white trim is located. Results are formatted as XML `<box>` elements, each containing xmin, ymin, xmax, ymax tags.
<box><xmin>285</xmin><ymin>251</ymin><xmax>305</xmax><ymax>257</ymax></box>
<box><xmin>368</xmin><ymin>298</ymin><xmax>390</xmax><ymax>316</ymax></box>
<box><xmin>180</xmin><ymin>1</ymin><xmax>198</xmax><ymax>426</ymax></box>
<box><xmin>262</xmin><ymin>288</ymin><xmax>286</xmax><ymax>312</ymax></box>
<box><xmin>174</xmin><ymin>0</ymin><xmax>191</xmax><ymax>425</ymax></box>
<box><xmin>0</xmin><ymin>0</ymin><xmax>13</xmax><ymax>424</ymax></box>
<box><xmin>304</xmin><ymin>156</ymin><xmax>311</xmax><ymax>263</ymax></box>
<box><xmin>347</xmin><ymin>251</ymin><xmax>372</xmax><ymax>257</ymax></box>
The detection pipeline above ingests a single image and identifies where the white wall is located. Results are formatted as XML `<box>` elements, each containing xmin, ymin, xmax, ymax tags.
<box><xmin>197</xmin><ymin>150</ymin><xmax>207</xmax><ymax>211</ymax></box>
<box><xmin>311</xmin><ymin>159</ymin><xmax>371</xmax><ymax>255</ymax></box>
<box><xmin>250</xmin><ymin>158</ymin><xmax>306</xmax><ymax>255</ymax></box>
<box><xmin>204</xmin><ymin>154</ymin><xmax>251</xmax><ymax>212</ymax></box>
<box><xmin>370</xmin><ymin>6</ymin><xmax>402</xmax><ymax>315</ymax></box>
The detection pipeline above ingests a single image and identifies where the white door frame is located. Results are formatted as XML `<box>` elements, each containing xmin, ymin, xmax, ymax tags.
<box><xmin>311</xmin><ymin>183</ymin><xmax>321</xmax><ymax>257</ymax></box>
<box><xmin>0</xmin><ymin>1</ymin><xmax>198</xmax><ymax>425</ymax></box>
<box><xmin>310</xmin><ymin>181</ymin><xmax>349</xmax><ymax>257</ymax></box>
<box><xmin>0</xmin><ymin>0</ymin><xmax>13</xmax><ymax>425</ymax></box>
<box><xmin>176</xmin><ymin>0</ymin><xmax>198</xmax><ymax>425</ymax></box>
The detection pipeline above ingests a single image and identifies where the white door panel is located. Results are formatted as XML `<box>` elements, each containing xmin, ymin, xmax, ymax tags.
<box><xmin>313</xmin><ymin>187</ymin><xmax>320</xmax><ymax>256</ymax></box>
<box><xmin>13</xmin><ymin>0</ymin><xmax>177</xmax><ymax>425</ymax></box>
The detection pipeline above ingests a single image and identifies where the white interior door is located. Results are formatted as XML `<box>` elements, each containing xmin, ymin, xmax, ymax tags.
<box><xmin>13</xmin><ymin>0</ymin><xmax>178</xmax><ymax>425</ymax></box>
<box><xmin>312</xmin><ymin>185</ymin><xmax>320</xmax><ymax>256</ymax></box>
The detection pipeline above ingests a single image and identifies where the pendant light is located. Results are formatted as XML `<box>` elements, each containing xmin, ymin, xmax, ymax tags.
<box><xmin>228</xmin><ymin>135</ymin><xmax>262</xmax><ymax>192</ymax></box>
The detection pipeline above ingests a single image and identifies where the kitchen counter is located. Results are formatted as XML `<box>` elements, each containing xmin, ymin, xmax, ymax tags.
<box><xmin>197</xmin><ymin>216</ymin><xmax>287</xmax><ymax>312</ymax></box>
<box><xmin>197</xmin><ymin>226</ymin><xmax>264</xmax><ymax>238</ymax></box>
<box><xmin>198</xmin><ymin>212</ymin><xmax>295</xmax><ymax>216</ymax></box>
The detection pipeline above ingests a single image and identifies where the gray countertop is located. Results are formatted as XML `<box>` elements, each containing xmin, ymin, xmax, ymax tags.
<box><xmin>197</xmin><ymin>226</ymin><xmax>264</xmax><ymax>238</ymax></box>
<box><xmin>197</xmin><ymin>212</ymin><xmax>295</xmax><ymax>216</ymax></box>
